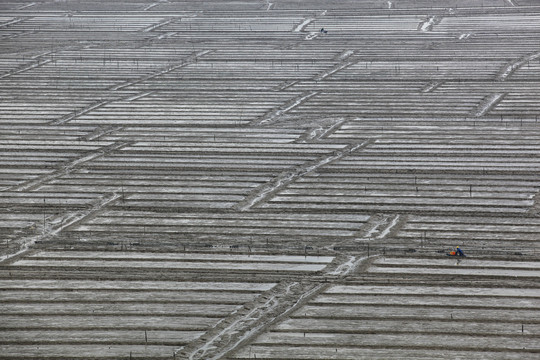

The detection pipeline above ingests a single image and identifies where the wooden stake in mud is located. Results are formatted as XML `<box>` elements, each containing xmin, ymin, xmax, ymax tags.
<box><xmin>145</xmin><ymin>330</ymin><xmax>147</xmax><ymax>344</ymax></box>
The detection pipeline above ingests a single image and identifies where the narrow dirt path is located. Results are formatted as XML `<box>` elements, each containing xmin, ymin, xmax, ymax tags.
<box><xmin>178</xmin><ymin>255</ymin><xmax>373</xmax><ymax>360</ymax></box>
<box><xmin>8</xmin><ymin>141</ymin><xmax>131</xmax><ymax>193</ymax></box>
<box><xmin>252</xmin><ymin>91</ymin><xmax>319</xmax><ymax>126</ymax></box>
<box><xmin>473</xmin><ymin>93</ymin><xmax>506</xmax><ymax>117</ymax></box>
<box><xmin>234</xmin><ymin>140</ymin><xmax>372</xmax><ymax>211</ymax></box>
<box><xmin>0</xmin><ymin>192</ymin><xmax>121</xmax><ymax>264</ymax></box>
<box><xmin>497</xmin><ymin>51</ymin><xmax>540</xmax><ymax>81</ymax></box>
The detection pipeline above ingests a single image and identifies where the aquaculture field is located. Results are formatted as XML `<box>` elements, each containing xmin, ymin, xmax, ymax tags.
<box><xmin>0</xmin><ymin>0</ymin><xmax>539</xmax><ymax>359</ymax></box>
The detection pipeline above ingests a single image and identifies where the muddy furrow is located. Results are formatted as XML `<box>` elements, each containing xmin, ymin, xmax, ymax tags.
<box><xmin>252</xmin><ymin>91</ymin><xmax>319</xmax><ymax>126</ymax></box>
<box><xmin>180</xmin><ymin>256</ymin><xmax>372</xmax><ymax>360</ymax></box>
<box><xmin>293</xmin><ymin>18</ymin><xmax>314</xmax><ymax>32</ymax></box>
<box><xmin>0</xmin><ymin>17</ymin><xmax>25</xmax><ymax>29</ymax></box>
<box><xmin>110</xmin><ymin>50</ymin><xmax>212</xmax><ymax>91</ymax></box>
<box><xmin>0</xmin><ymin>58</ymin><xmax>52</xmax><ymax>80</ymax></box>
<box><xmin>421</xmin><ymin>81</ymin><xmax>443</xmax><ymax>93</ymax></box>
<box><xmin>497</xmin><ymin>51</ymin><xmax>540</xmax><ymax>81</ymax></box>
<box><xmin>49</xmin><ymin>99</ymin><xmax>114</xmax><ymax>126</ymax></box>
<box><xmin>141</xmin><ymin>18</ymin><xmax>174</xmax><ymax>33</ymax></box>
<box><xmin>529</xmin><ymin>191</ymin><xmax>540</xmax><ymax>217</ymax></box>
<box><xmin>50</xmin><ymin>90</ymin><xmax>157</xmax><ymax>126</ymax></box>
<box><xmin>473</xmin><ymin>93</ymin><xmax>507</xmax><ymax>117</ymax></box>
<box><xmin>8</xmin><ymin>141</ymin><xmax>130</xmax><ymax>192</ymax></box>
<box><xmin>350</xmin><ymin>214</ymin><xmax>406</xmax><ymax>244</ymax></box>
<box><xmin>376</xmin><ymin>214</ymin><xmax>402</xmax><ymax>239</ymax></box>
<box><xmin>418</xmin><ymin>16</ymin><xmax>441</xmax><ymax>32</ymax></box>
<box><xmin>313</xmin><ymin>51</ymin><xmax>357</xmax><ymax>81</ymax></box>
<box><xmin>273</xmin><ymin>80</ymin><xmax>298</xmax><ymax>91</ymax></box>
<box><xmin>235</xmin><ymin>140</ymin><xmax>372</xmax><ymax>211</ymax></box>
<box><xmin>0</xmin><ymin>192</ymin><xmax>120</xmax><ymax>264</ymax></box>
<box><xmin>294</xmin><ymin>117</ymin><xmax>346</xmax><ymax>143</ymax></box>
<box><xmin>83</xmin><ymin>126</ymin><xmax>124</xmax><ymax>142</ymax></box>
<box><xmin>142</xmin><ymin>3</ymin><xmax>159</xmax><ymax>12</ymax></box>
<box><xmin>182</xmin><ymin>281</ymin><xmax>324</xmax><ymax>360</ymax></box>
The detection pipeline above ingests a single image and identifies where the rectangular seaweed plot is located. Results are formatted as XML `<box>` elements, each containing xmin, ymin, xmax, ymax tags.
<box><xmin>0</xmin><ymin>249</ymin><xmax>294</xmax><ymax>359</ymax></box>
<box><xmin>231</xmin><ymin>270</ymin><xmax>540</xmax><ymax>359</ymax></box>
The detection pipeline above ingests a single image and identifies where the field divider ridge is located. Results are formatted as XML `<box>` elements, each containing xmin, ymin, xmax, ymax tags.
<box><xmin>0</xmin><ymin>192</ymin><xmax>121</xmax><ymax>264</ymax></box>
<box><xmin>234</xmin><ymin>140</ymin><xmax>373</xmax><ymax>211</ymax></box>
<box><xmin>179</xmin><ymin>256</ymin><xmax>372</xmax><ymax>360</ymax></box>
<box><xmin>8</xmin><ymin>140</ymin><xmax>132</xmax><ymax>193</ymax></box>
